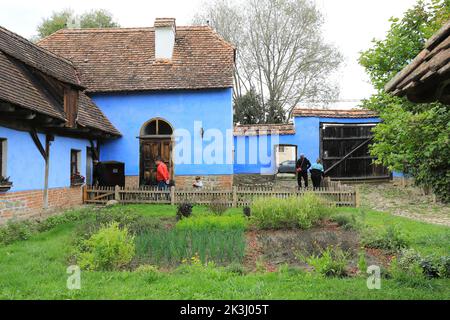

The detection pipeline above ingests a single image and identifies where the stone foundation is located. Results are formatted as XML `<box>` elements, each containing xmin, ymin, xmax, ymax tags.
<box><xmin>233</xmin><ymin>174</ymin><xmax>276</xmax><ymax>186</ymax></box>
<box><xmin>0</xmin><ymin>186</ymin><xmax>83</xmax><ymax>224</ymax></box>
<box><xmin>175</xmin><ymin>175</ymin><xmax>233</xmax><ymax>189</ymax></box>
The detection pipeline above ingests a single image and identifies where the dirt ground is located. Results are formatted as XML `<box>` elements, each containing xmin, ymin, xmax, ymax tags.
<box><xmin>358</xmin><ymin>183</ymin><xmax>450</xmax><ymax>226</ymax></box>
<box><xmin>244</xmin><ymin>221</ymin><xmax>390</xmax><ymax>274</ymax></box>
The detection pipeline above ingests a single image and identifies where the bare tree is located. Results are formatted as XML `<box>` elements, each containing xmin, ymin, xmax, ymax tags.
<box><xmin>193</xmin><ymin>0</ymin><xmax>251</xmax><ymax>101</ymax></box>
<box><xmin>194</xmin><ymin>0</ymin><xmax>343</xmax><ymax>123</ymax></box>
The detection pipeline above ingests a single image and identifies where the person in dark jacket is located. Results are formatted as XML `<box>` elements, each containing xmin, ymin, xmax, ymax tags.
<box><xmin>310</xmin><ymin>159</ymin><xmax>325</xmax><ymax>190</ymax></box>
<box><xmin>296</xmin><ymin>154</ymin><xmax>311</xmax><ymax>189</ymax></box>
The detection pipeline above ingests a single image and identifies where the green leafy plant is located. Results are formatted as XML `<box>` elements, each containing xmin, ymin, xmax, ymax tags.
<box><xmin>358</xmin><ymin>250</ymin><xmax>368</xmax><ymax>274</ymax></box>
<box><xmin>135</xmin><ymin>265</ymin><xmax>162</xmax><ymax>283</ymax></box>
<box><xmin>77</xmin><ymin>222</ymin><xmax>135</xmax><ymax>271</ymax></box>
<box><xmin>331</xmin><ymin>213</ymin><xmax>359</xmax><ymax>230</ymax></box>
<box><xmin>251</xmin><ymin>193</ymin><xmax>332</xmax><ymax>230</ymax></box>
<box><xmin>243</xmin><ymin>206</ymin><xmax>251</xmax><ymax>218</ymax></box>
<box><xmin>176</xmin><ymin>203</ymin><xmax>193</xmax><ymax>221</ymax></box>
<box><xmin>362</xmin><ymin>225</ymin><xmax>410</xmax><ymax>253</ymax></box>
<box><xmin>298</xmin><ymin>246</ymin><xmax>349</xmax><ymax>277</ymax></box>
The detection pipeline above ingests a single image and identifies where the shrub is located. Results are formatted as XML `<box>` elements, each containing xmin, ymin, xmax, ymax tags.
<box><xmin>358</xmin><ymin>250</ymin><xmax>368</xmax><ymax>274</ymax></box>
<box><xmin>362</xmin><ymin>225</ymin><xmax>410</xmax><ymax>253</ymax></box>
<box><xmin>390</xmin><ymin>257</ymin><xmax>427</xmax><ymax>287</ymax></box>
<box><xmin>251</xmin><ymin>193</ymin><xmax>332</xmax><ymax>230</ymax></box>
<box><xmin>330</xmin><ymin>213</ymin><xmax>359</xmax><ymax>230</ymax></box>
<box><xmin>135</xmin><ymin>265</ymin><xmax>161</xmax><ymax>283</ymax></box>
<box><xmin>0</xmin><ymin>220</ymin><xmax>36</xmax><ymax>245</ymax></box>
<box><xmin>77</xmin><ymin>222</ymin><xmax>135</xmax><ymax>271</ymax></box>
<box><xmin>176</xmin><ymin>203</ymin><xmax>193</xmax><ymax>221</ymax></box>
<box><xmin>298</xmin><ymin>246</ymin><xmax>349</xmax><ymax>277</ymax></box>
<box><xmin>208</xmin><ymin>198</ymin><xmax>229</xmax><ymax>216</ymax></box>
<box><xmin>396</xmin><ymin>248</ymin><xmax>449</xmax><ymax>279</ymax></box>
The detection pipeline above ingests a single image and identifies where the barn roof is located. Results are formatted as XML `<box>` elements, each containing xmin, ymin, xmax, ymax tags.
<box><xmin>292</xmin><ymin>108</ymin><xmax>378</xmax><ymax>119</ymax></box>
<box><xmin>38</xmin><ymin>26</ymin><xmax>235</xmax><ymax>93</ymax></box>
<box><xmin>385</xmin><ymin>21</ymin><xmax>450</xmax><ymax>103</ymax></box>
<box><xmin>0</xmin><ymin>26</ymin><xmax>120</xmax><ymax>137</ymax></box>
<box><xmin>234</xmin><ymin>123</ymin><xmax>296</xmax><ymax>136</ymax></box>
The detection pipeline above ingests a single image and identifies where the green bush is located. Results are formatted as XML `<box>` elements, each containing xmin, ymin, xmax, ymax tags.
<box><xmin>0</xmin><ymin>220</ymin><xmax>36</xmax><ymax>245</ymax></box>
<box><xmin>77</xmin><ymin>222</ymin><xmax>135</xmax><ymax>271</ymax></box>
<box><xmin>251</xmin><ymin>193</ymin><xmax>332</xmax><ymax>229</ymax></box>
<box><xmin>396</xmin><ymin>248</ymin><xmax>450</xmax><ymax>279</ymax></box>
<box><xmin>390</xmin><ymin>257</ymin><xmax>427</xmax><ymax>287</ymax></box>
<box><xmin>176</xmin><ymin>203</ymin><xmax>193</xmax><ymax>221</ymax></box>
<box><xmin>0</xmin><ymin>208</ymin><xmax>93</xmax><ymax>246</ymax></box>
<box><xmin>135</xmin><ymin>265</ymin><xmax>162</xmax><ymax>283</ymax></box>
<box><xmin>298</xmin><ymin>246</ymin><xmax>349</xmax><ymax>277</ymax></box>
<box><xmin>330</xmin><ymin>213</ymin><xmax>360</xmax><ymax>230</ymax></box>
<box><xmin>362</xmin><ymin>225</ymin><xmax>410</xmax><ymax>253</ymax></box>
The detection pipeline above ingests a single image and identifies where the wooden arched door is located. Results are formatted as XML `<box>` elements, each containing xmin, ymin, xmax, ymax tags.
<box><xmin>139</xmin><ymin>119</ymin><xmax>174</xmax><ymax>186</ymax></box>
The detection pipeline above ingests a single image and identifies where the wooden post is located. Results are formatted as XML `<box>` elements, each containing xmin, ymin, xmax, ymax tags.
<box><xmin>82</xmin><ymin>185</ymin><xmax>87</xmax><ymax>203</ymax></box>
<box><xmin>43</xmin><ymin>135</ymin><xmax>52</xmax><ymax>210</ymax></box>
<box><xmin>115</xmin><ymin>185</ymin><xmax>120</xmax><ymax>201</ymax></box>
<box><xmin>171</xmin><ymin>186</ymin><xmax>175</xmax><ymax>206</ymax></box>
<box><xmin>355</xmin><ymin>188</ymin><xmax>360</xmax><ymax>208</ymax></box>
<box><xmin>232</xmin><ymin>186</ymin><xmax>237</xmax><ymax>208</ymax></box>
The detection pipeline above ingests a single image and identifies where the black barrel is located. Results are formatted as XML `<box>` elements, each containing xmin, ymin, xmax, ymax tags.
<box><xmin>94</xmin><ymin>161</ymin><xmax>125</xmax><ymax>187</ymax></box>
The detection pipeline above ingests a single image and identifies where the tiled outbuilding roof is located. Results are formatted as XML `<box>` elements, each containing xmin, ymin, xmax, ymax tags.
<box><xmin>0</xmin><ymin>26</ymin><xmax>120</xmax><ymax>136</ymax></box>
<box><xmin>0</xmin><ymin>26</ymin><xmax>81</xmax><ymax>87</ymax></box>
<box><xmin>385</xmin><ymin>21</ymin><xmax>450</xmax><ymax>98</ymax></box>
<box><xmin>38</xmin><ymin>26</ymin><xmax>235</xmax><ymax>93</ymax></box>
<box><xmin>292</xmin><ymin>108</ymin><xmax>378</xmax><ymax>119</ymax></box>
<box><xmin>234</xmin><ymin>123</ymin><xmax>296</xmax><ymax>136</ymax></box>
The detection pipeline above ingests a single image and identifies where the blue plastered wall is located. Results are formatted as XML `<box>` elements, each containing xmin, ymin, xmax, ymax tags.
<box><xmin>92</xmin><ymin>88</ymin><xmax>234</xmax><ymax>177</ymax></box>
<box><xmin>0</xmin><ymin>126</ymin><xmax>91</xmax><ymax>192</ymax></box>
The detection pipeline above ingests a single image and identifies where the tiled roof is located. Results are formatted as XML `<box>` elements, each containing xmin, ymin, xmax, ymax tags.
<box><xmin>385</xmin><ymin>21</ymin><xmax>450</xmax><ymax>97</ymax></box>
<box><xmin>234</xmin><ymin>123</ymin><xmax>295</xmax><ymax>136</ymax></box>
<box><xmin>292</xmin><ymin>108</ymin><xmax>378</xmax><ymax>119</ymax></box>
<box><xmin>77</xmin><ymin>92</ymin><xmax>121</xmax><ymax>136</ymax></box>
<box><xmin>0</xmin><ymin>26</ymin><xmax>81</xmax><ymax>87</ymax></box>
<box><xmin>38</xmin><ymin>26</ymin><xmax>235</xmax><ymax>93</ymax></box>
<box><xmin>0</xmin><ymin>51</ymin><xmax>66</xmax><ymax>120</ymax></box>
<box><xmin>0</xmin><ymin>26</ymin><xmax>120</xmax><ymax>136</ymax></box>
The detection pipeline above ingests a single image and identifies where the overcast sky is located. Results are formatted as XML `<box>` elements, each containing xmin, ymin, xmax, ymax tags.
<box><xmin>1</xmin><ymin>0</ymin><xmax>418</xmax><ymax>104</ymax></box>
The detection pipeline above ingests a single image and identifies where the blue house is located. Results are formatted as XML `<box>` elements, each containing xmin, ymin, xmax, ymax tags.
<box><xmin>0</xmin><ymin>19</ymin><xmax>388</xmax><ymax>223</ymax></box>
<box><xmin>39</xmin><ymin>18</ymin><xmax>236</xmax><ymax>189</ymax></box>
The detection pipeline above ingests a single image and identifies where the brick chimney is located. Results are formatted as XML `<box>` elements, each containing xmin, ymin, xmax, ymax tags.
<box><xmin>154</xmin><ymin>18</ymin><xmax>176</xmax><ymax>61</ymax></box>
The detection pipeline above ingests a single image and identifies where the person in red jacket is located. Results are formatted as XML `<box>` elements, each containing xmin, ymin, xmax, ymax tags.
<box><xmin>155</xmin><ymin>156</ymin><xmax>170</xmax><ymax>189</ymax></box>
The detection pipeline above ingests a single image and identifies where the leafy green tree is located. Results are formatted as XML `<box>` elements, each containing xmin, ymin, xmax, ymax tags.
<box><xmin>36</xmin><ymin>8</ymin><xmax>119</xmax><ymax>40</ymax></box>
<box><xmin>233</xmin><ymin>89</ymin><xmax>266</xmax><ymax>124</ymax></box>
<box><xmin>359</xmin><ymin>0</ymin><xmax>450</xmax><ymax>202</ymax></box>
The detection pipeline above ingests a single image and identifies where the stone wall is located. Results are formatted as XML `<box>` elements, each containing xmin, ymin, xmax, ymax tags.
<box><xmin>233</xmin><ymin>174</ymin><xmax>276</xmax><ymax>186</ymax></box>
<box><xmin>0</xmin><ymin>186</ymin><xmax>83</xmax><ymax>224</ymax></box>
<box><xmin>175</xmin><ymin>175</ymin><xmax>233</xmax><ymax>189</ymax></box>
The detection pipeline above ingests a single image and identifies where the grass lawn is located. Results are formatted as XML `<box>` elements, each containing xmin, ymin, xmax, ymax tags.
<box><xmin>0</xmin><ymin>205</ymin><xmax>449</xmax><ymax>300</ymax></box>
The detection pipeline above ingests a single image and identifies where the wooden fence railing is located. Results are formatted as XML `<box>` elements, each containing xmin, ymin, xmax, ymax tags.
<box><xmin>83</xmin><ymin>184</ymin><xmax>359</xmax><ymax>208</ymax></box>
